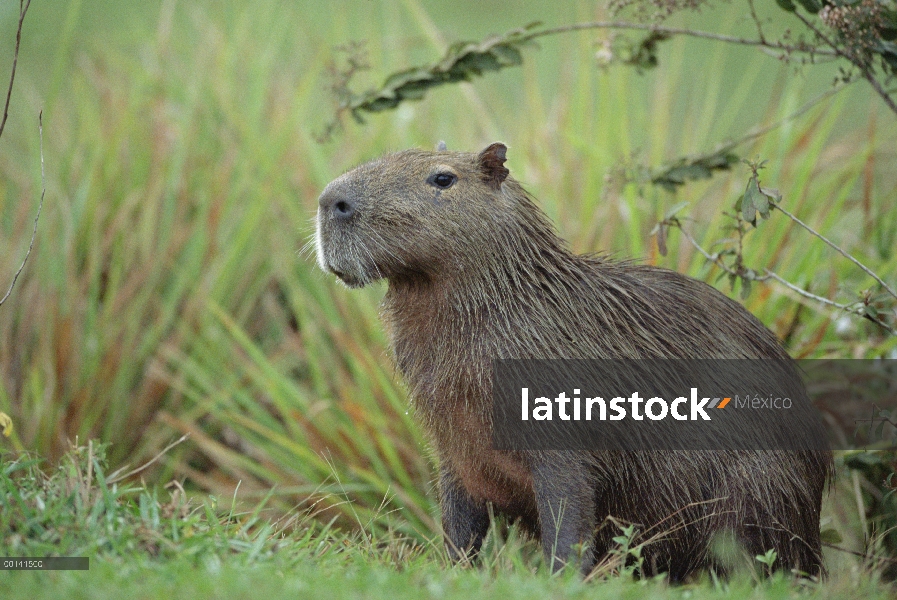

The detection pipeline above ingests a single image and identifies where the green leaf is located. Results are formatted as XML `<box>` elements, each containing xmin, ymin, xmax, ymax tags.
<box><xmin>776</xmin><ymin>0</ymin><xmax>797</xmax><ymax>11</ymax></box>
<box><xmin>740</xmin><ymin>277</ymin><xmax>752</xmax><ymax>300</ymax></box>
<box><xmin>760</xmin><ymin>187</ymin><xmax>782</xmax><ymax>205</ymax></box>
<box><xmin>755</xmin><ymin>548</ymin><xmax>777</xmax><ymax>566</ymax></box>
<box><xmin>754</xmin><ymin>190</ymin><xmax>770</xmax><ymax>219</ymax></box>
<box><xmin>743</xmin><ymin>176</ymin><xmax>766</xmax><ymax>224</ymax></box>
<box><xmin>795</xmin><ymin>0</ymin><xmax>822</xmax><ymax>13</ymax></box>
<box><xmin>345</xmin><ymin>26</ymin><xmax>543</xmax><ymax>117</ymax></box>
<box><xmin>491</xmin><ymin>45</ymin><xmax>524</xmax><ymax>66</ymax></box>
<box><xmin>742</xmin><ymin>179</ymin><xmax>757</xmax><ymax>224</ymax></box>
<box><xmin>820</xmin><ymin>528</ymin><xmax>843</xmax><ymax>545</ymax></box>
<box><xmin>650</xmin><ymin>151</ymin><xmax>738</xmax><ymax>191</ymax></box>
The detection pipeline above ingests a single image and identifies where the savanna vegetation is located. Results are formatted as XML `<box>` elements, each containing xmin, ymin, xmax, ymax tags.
<box><xmin>0</xmin><ymin>0</ymin><xmax>896</xmax><ymax>597</ymax></box>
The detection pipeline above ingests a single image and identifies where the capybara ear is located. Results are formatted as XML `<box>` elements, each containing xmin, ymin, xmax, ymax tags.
<box><xmin>436</xmin><ymin>140</ymin><xmax>447</xmax><ymax>151</ymax></box>
<box><xmin>478</xmin><ymin>143</ymin><xmax>509</xmax><ymax>190</ymax></box>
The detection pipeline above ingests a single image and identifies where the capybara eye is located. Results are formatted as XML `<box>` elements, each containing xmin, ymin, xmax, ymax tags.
<box><xmin>429</xmin><ymin>172</ymin><xmax>457</xmax><ymax>189</ymax></box>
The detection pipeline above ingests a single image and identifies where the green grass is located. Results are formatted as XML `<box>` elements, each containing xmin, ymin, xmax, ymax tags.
<box><xmin>1</xmin><ymin>443</ymin><xmax>893</xmax><ymax>599</ymax></box>
<box><xmin>0</xmin><ymin>0</ymin><xmax>896</xmax><ymax>595</ymax></box>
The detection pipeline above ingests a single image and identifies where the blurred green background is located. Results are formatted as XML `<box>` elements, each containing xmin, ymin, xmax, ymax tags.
<box><xmin>0</xmin><ymin>0</ymin><xmax>895</xmax><ymax>542</ymax></box>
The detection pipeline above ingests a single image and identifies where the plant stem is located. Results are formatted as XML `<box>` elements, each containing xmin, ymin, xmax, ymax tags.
<box><xmin>772</xmin><ymin>203</ymin><xmax>897</xmax><ymax>301</ymax></box>
<box><xmin>530</xmin><ymin>20</ymin><xmax>838</xmax><ymax>57</ymax></box>
<box><xmin>0</xmin><ymin>0</ymin><xmax>31</xmax><ymax>140</ymax></box>
<box><xmin>0</xmin><ymin>110</ymin><xmax>43</xmax><ymax>307</ymax></box>
<box><xmin>673</xmin><ymin>223</ymin><xmax>896</xmax><ymax>335</ymax></box>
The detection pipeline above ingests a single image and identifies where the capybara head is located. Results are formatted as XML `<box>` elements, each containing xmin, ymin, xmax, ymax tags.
<box><xmin>315</xmin><ymin>143</ymin><xmax>526</xmax><ymax>288</ymax></box>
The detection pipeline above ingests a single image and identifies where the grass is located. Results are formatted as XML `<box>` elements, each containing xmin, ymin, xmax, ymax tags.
<box><xmin>1</xmin><ymin>442</ymin><xmax>894</xmax><ymax>599</ymax></box>
<box><xmin>0</xmin><ymin>0</ymin><xmax>896</xmax><ymax>595</ymax></box>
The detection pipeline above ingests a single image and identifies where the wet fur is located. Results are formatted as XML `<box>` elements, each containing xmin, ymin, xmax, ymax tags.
<box><xmin>315</xmin><ymin>144</ymin><xmax>832</xmax><ymax>579</ymax></box>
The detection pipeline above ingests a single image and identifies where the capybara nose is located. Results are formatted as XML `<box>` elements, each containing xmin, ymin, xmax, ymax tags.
<box><xmin>319</xmin><ymin>189</ymin><xmax>357</xmax><ymax>220</ymax></box>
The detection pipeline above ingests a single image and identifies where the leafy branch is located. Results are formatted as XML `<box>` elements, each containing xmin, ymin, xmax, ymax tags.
<box><xmin>321</xmin><ymin>2</ymin><xmax>897</xmax><ymax>140</ymax></box>
<box><xmin>322</xmin><ymin>19</ymin><xmax>814</xmax><ymax>134</ymax></box>
<box><xmin>321</xmin><ymin>22</ymin><xmax>541</xmax><ymax>135</ymax></box>
<box><xmin>654</xmin><ymin>161</ymin><xmax>897</xmax><ymax>336</ymax></box>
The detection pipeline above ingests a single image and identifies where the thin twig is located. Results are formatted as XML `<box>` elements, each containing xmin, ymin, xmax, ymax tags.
<box><xmin>675</xmin><ymin>225</ymin><xmax>770</xmax><ymax>280</ymax></box>
<box><xmin>791</xmin><ymin>10</ymin><xmax>897</xmax><ymax>117</ymax></box>
<box><xmin>762</xmin><ymin>270</ymin><xmax>846</xmax><ymax>309</ymax></box>
<box><xmin>747</xmin><ymin>0</ymin><xmax>767</xmax><ymax>45</ymax></box>
<box><xmin>730</xmin><ymin>79</ymin><xmax>852</xmax><ymax>147</ymax></box>
<box><xmin>771</xmin><ymin>203</ymin><xmax>897</xmax><ymax>301</ymax></box>
<box><xmin>0</xmin><ymin>110</ymin><xmax>44</xmax><ymax>307</ymax></box>
<box><xmin>0</xmin><ymin>0</ymin><xmax>30</xmax><ymax>140</ymax></box>
<box><xmin>107</xmin><ymin>434</ymin><xmax>190</xmax><ymax>484</ymax></box>
<box><xmin>647</xmin><ymin>81</ymin><xmax>852</xmax><ymax>185</ymax></box>
<box><xmin>762</xmin><ymin>270</ymin><xmax>896</xmax><ymax>334</ymax></box>
<box><xmin>673</xmin><ymin>224</ymin><xmax>897</xmax><ymax>335</ymax></box>
<box><xmin>530</xmin><ymin>20</ymin><xmax>838</xmax><ymax>57</ymax></box>
<box><xmin>822</xmin><ymin>541</ymin><xmax>897</xmax><ymax>566</ymax></box>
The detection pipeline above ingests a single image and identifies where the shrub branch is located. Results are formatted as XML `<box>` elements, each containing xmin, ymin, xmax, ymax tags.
<box><xmin>666</xmin><ymin>206</ymin><xmax>897</xmax><ymax>336</ymax></box>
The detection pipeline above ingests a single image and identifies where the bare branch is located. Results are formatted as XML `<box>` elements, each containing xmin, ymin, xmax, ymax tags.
<box><xmin>730</xmin><ymin>81</ymin><xmax>853</xmax><ymax>147</ymax></box>
<box><xmin>0</xmin><ymin>0</ymin><xmax>31</xmax><ymax>140</ymax></box>
<box><xmin>771</xmin><ymin>202</ymin><xmax>897</xmax><ymax>301</ymax></box>
<box><xmin>0</xmin><ymin>110</ymin><xmax>43</xmax><ymax>307</ymax></box>
<box><xmin>541</xmin><ymin>13</ymin><xmax>895</xmax><ymax>118</ymax></box>
<box><xmin>531</xmin><ymin>20</ymin><xmax>838</xmax><ymax>57</ymax></box>
<box><xmin>746</xmin><ymin>0</ymin><xmax>766</xmax><ymax>45</ymax></box>
<box><xmin>327</xmin><ymin>18</ymin><xmax>846</xmax><ymax>132</ymax></box>
<box><xmin>762</xmin><ymin>270</ymin><xmax>896</xmax><ymax>335</ymax></box>
<box><xmin>823</xmin><ymin>541</ymin><xmax>897</xmax><ymax>566</ymax></box>
<box><xmin>674</xmin><ymin>222</ymin><xmax>769</xmax><ymax>280</ymax></box>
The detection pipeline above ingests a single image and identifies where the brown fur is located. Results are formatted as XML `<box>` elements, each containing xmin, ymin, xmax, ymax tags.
<box><xmin>315</xmin><ymin>143</ymin><xmax>832</xmax><ymax>579</ymax></box>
